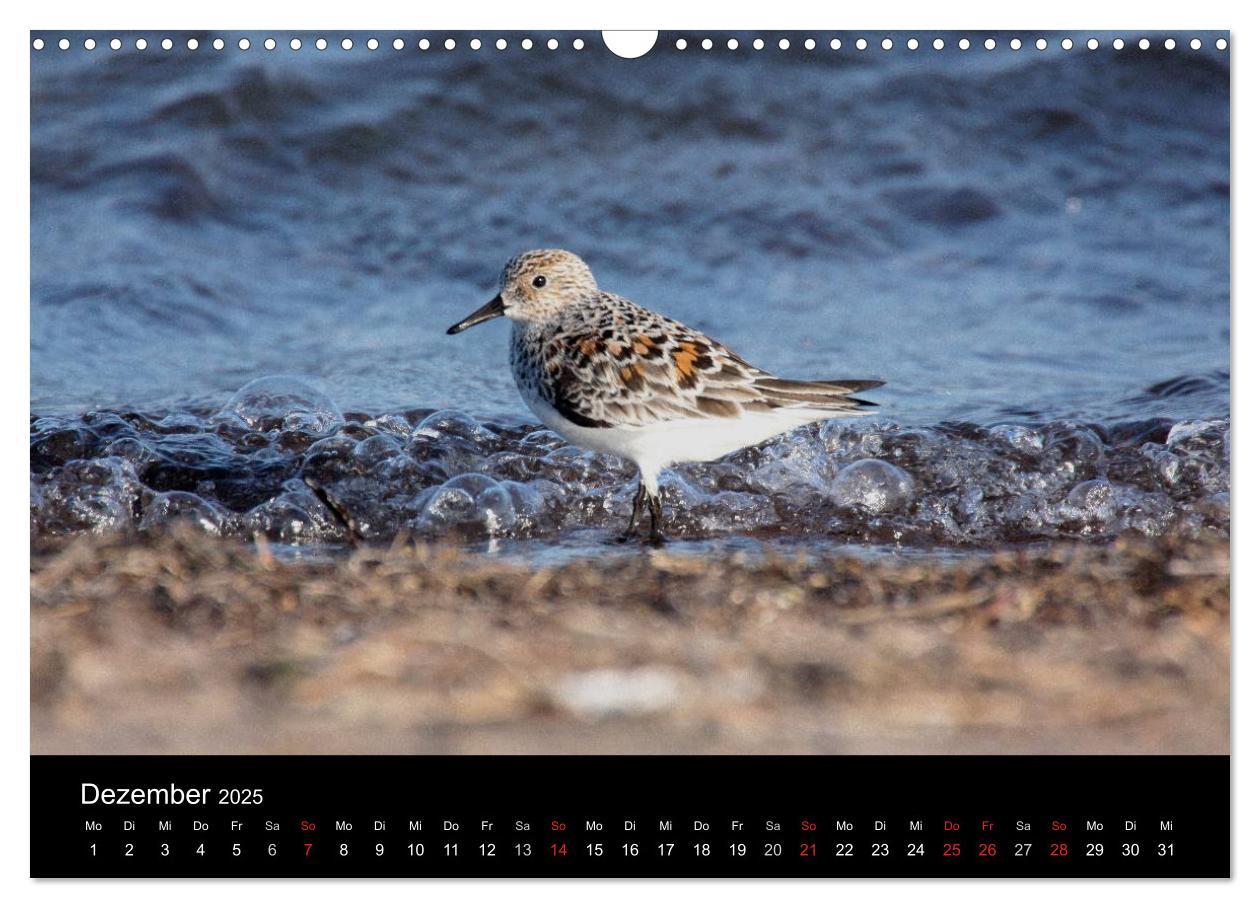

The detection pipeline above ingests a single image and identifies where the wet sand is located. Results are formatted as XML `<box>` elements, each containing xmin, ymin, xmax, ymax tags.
<box><xmin>31</xmin><ymin>529</ymin><xmax>1228</xmax><ymax>755</ymax></box>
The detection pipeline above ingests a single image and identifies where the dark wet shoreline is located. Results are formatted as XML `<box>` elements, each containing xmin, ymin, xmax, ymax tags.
<box><xmin>30</xmin><ymin>376</ymin><xmax>1230</xmax><ymax>556</ymax></box>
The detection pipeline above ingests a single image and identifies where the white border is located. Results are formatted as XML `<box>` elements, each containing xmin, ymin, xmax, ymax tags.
<box><xmin>6</xmin><ymin>1</ymin><xmax>1250</xmax><ymax>905</ymax></box>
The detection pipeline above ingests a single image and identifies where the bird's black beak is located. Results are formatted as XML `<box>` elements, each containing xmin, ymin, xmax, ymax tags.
<box><xmin>446</xmin><ymin>295</ymin><xmax>505</xmax><ymax>335</ymax></box>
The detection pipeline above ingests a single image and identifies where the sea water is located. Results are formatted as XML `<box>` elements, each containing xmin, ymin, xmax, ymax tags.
<box><xmin>30</xmin><ymin>33</ymin><xmax>1229</xmax><ymax>553</ymax></box>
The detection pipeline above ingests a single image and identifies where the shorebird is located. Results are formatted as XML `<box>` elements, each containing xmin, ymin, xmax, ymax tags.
<box><xmin>447</xmin><ymin>250</ymin><xmax>882</xmax><ymax>542</ymax></box>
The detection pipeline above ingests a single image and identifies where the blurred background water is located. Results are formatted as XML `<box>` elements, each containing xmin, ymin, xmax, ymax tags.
<box><xmin>30</xmin><ymin>32</ymin><xmax>1230</xmax><ymax>550</ymax></box>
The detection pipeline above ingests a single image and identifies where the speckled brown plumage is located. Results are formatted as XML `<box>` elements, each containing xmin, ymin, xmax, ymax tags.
<box><xmin>510</xmin><ymin>288</ymin><xmax>881</xmax><ymax>430</ymax></box>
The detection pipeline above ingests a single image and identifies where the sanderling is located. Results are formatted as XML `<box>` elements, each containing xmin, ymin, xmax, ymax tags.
<box><xmin>448</xmin><ymin>250</ymin><xmax>883</xmax><ymax>542</ymax></box>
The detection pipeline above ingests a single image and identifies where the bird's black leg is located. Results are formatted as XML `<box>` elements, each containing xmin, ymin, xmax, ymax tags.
<box><xmin>617</xmin><ymin>481</ymin><xmax>646</xmax><ymax>542</ymax></box>
<box><xmin>646</xmin><ymin>491</ymin><xmax>665</xmax><ymax>546</ymax></box>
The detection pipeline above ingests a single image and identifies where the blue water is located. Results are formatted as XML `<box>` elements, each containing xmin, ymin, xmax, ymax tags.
<box><xmin>30</xmin><ymin>32</ymin><xmax>1230</xmax><ymax>548</ymax></box>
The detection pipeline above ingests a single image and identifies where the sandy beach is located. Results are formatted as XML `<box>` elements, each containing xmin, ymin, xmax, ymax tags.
<box><xmin>31</xmin><ymin>529</ymin><xmax>1228</xmax><ymax>755</ymax></box>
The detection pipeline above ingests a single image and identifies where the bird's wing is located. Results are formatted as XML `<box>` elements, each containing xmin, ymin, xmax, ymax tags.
<box><xmin>539</xmin><ymin>295</ymin><xmax>883</xmax><ymax>429</ymax></box>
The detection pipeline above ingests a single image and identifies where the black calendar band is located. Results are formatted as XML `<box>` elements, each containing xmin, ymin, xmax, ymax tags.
<box><xmin>31</xmin><ymin>755</ymin><xmax>1229</xmax><ymax>879</ymax></box>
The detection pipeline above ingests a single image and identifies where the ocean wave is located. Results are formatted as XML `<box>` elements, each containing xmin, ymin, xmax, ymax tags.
<box><xmin>31</xmin><ymin>34</ymin><xmax>1229</xmax><ymax>429</ymax></box>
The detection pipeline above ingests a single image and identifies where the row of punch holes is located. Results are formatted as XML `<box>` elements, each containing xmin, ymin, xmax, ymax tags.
<box><xmin>31</xmin><ymin>35</ymin><xmax>1230</xmax><ymax>53</ymax></box>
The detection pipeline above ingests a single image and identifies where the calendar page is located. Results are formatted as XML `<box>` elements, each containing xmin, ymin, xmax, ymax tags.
<box><xmin>28</xmin><ymin>28</ymin><xmax>1230</xmax><ymax>879</ymax></box>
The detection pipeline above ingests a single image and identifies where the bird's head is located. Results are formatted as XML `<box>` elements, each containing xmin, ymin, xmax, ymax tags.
<box><xmin>446</xmin><ymin>249</ymin><xmax>598</xmax><ymax>335</ymax></box>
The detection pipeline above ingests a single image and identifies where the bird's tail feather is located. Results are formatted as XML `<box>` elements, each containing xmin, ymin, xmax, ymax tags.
<box><xmin>754</xmin><ymin>377</ymin><xmax>884</xmax><ymax>411</ymax></box>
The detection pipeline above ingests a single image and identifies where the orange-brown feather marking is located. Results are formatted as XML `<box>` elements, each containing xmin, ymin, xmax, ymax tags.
<box><xmin>632</xmin><ymin>334</ymin><xmax>658</xmax><ymax>357</ymax></box>
<box><xmin>619</xmin><ymin>363</ymin><xmax>647</xmax><ymax>390</ymax></box>
<box><xmin>673</xmin><ymin>348</ymin><xmax>697</xmax><ymax>379</ymax></box>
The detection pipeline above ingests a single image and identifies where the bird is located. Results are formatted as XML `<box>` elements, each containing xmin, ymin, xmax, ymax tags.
<box><xmin>447</xmin><ymin>250</ymin><xmax>883</xmax><ymax>543</ymax></box>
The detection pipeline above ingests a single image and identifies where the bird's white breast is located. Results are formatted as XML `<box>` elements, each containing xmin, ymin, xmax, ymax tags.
<box><xmin>517</xmin><ymin>379</ymin><xmax>825</xmax><ymax>490</ymax></box>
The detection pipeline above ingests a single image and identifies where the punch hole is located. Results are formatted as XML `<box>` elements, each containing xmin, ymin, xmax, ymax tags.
<box><xmin>1009</xmin><ymin>38</ymin><xmax>1021</xmax><ymax>50</ymax></box>
<box><xmin>881</xmin><ymin>38</ymin><xmax>892</xmax><ymax>50</ymax></box>
<box><xmin>289</xmin><ymin>38</ymin><xmax>300</xmax><ymax>51</ymax></box>
<box><xmin>392</xmin><ymin>38</ymin><xmax>403</xmax><ymax>50</ymax></box>
<box><xmin>753</xmin><ymin>38</ymin><xmax>764</xmax><ymax>50</ymax></box>
<box><xmin>58</xmin><ymin>38</ymin><xmax>69</xmax><ymax>50</ymax></box>
<box><xmin>111</xmin><ymin>38</ymin><xmax>122</xmax><ymax>50</ymax></box>
<box><xmin>136</xmin><ymin>38</ymin><xmax>147</xmax><ymax>50</ymax></box>
<box><xmin>1164</xmin><ymin>39</ymin><xmax>1175</xmax><ymax>50</ymax></box>
<box><xmin>342</xmin><ymin>38</ymin><xmax>354</xmax><ymax>51</ymax></box>
<box><xmin>496</xmin><ymin>39</ymin><xmax>507</xmax><ymax>50</ymax></box>
<box><xmin>84</xmin><ymin>38</ymin><xmax>96</xmax><ymax>50</ymax></box>
<box><xmin>675</xmin><ymin>38</ymin><xmax>686</xmax><ymax>50</ymax></box>
<box><xmin>1061</xmin><ymin>38</ymin><xmax>1074</xmax><ymax>50</ymax></box>
<box><xmin>315</xmin><ymin>38</ymin><xmax>327</xmax><ymax>51</ymax></box>
<box><xmin>932</xmin><ymin>38</ymin><xmax>943</xmax><ymax>50</ymax></box>
<box><xmin>264</xmin><ymin>38</ymin><xmax>276</xmax><ymax>50</ymax></box>
<box><xmin>1191</xmin><ymin>38</ymin><xmax>1202</xmax><ymax>50</ymax></box>
<box><xmin>602</xmin><ymin>31</ymin><xmax>657</xmax><ymax>59</ymax></box>
<box><xmin>521</xmin><ymin>38</ymin><xmax>533</xmax><ymax>50</ymax></box>
<box><xmin>779</xmin><ymin>39</ymin><xmax>791</xmax><ymax>50</ymax></box>
<box><xmin>834</xmin><ymin>39</ymin><xmax>845</xmax><ymax>50</ymax></box>
<box><xmin>702</xmin><ymin>38</ymin><xmax>713</xmax><ymax>51</ymax></box>
<box><xmin>32</xmin><ymin>37</ymin><xmax>45</xmax><ymax>50</ymax></box>
<box><xmin>1113</xmin><ymin>38</ymin><xmax>1124</xmax><ymax>50</ymax></box>
<box><xmin>1036</xmin><ymin>38</ymin><xmax>1047</xmax><ymax>50</ymax></box>
<box><xmin>419</xmin><ymin>39</ymin><xmax>430</xmax><ymax>50</ymax></box>
<box><xmin>573</xmin><ymin>38</ymin><xmax>585</xmax><ymax>50</ymax></box>
<box><xmin>368</xmin><ymin>38</ymin><xmax>379</xmax><ymax>50</ymax></box>
<box><xmin>471</xmin><ymin>38</ymin><xmax>482</xmax><ymax>50</ymax></box>
<box><xmin>958</xmin><ymin>38</ymin><xmax>970</xmax><ymax>50</ymax></box>
<box><xmin>239</xmin><ymin>38</ymin><xmax>250</xmax><ymax>50</ymax></box>
<box><xmin>1215</xmin><ymin>38</ymin><xmax>1227</xmax><ymax>50</ymax></box>
<box><xmin>1087</xmin><ymin>38</ymin><xmax>1099</xmax><ymax>50</ymax></box>
<box><xmin>444</xmin><ymin>38</ymin><xmax>455</xmax><ymax>51</ymax></box>
<box><xmin>984</xmin><ymin>38</ymin><xmax>996</xmax><ymax>50</ymax></box>
<box><xmin>729</xmin><ymin>39</ymin><xmax>739</xmax><ymax>51</ymax></box>
<box><xmin>190</xmin><ymin>38</ymin><xmax>201</xmax><ymax>50</ymax></box>
<box><xmin>856</xmin><ymin>38</ymin><xmax>868</xmax><ymax>50</ymax></box>
<box><xmin>547</xmin><ymin>38</ymin><xmax>558</xmax><ymax>50</ymax></box>
<box><xmin>1138</xmin><ymin>38</ymin><xmax>1150</xmax><ymax>50</ymax></box>
<box><xmin>906</xmin><ymin>38</ymin><xmax>918</xmax><ymax>50</ymax></box>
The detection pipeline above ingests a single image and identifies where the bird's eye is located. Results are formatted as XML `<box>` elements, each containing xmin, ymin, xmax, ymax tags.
<box><xmin>532</xmin><ymin>275</ymin><xmax>548</xmax><ymax>288</ymax></box>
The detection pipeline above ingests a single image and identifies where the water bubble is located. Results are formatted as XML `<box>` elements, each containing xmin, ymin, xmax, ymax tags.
<box><xmin>30</xmin><ymin>423</ymin><xmax>95</xmax><ymax>471</ymax></box>
<box><xmin>140</xmin><ymin>491</ymin><xmax>232</xmax><ymax>534</ymax></box>
<box><xmin>33</xmin><ymin>457</ymin><xmax>143</xmax><ymax>535</ymax></box>
<box><xmin>1148</xmin><ymin>448</ymin><xmax>1182</xmax><ymax>486</ymax></box>
<box><xmin>414</xmin><ymin>473</ymin><xmax>519</xmax><ymax>536</ymax></box>
<box><xmin>353</xmin><ymin>433</ymin><xmax>404</xmax><ymax>466</ymax></box>
<box><xmin>476</xmin><ymin>483</ymin><xmax>518</xmax><ymax>536</ymax></box>
<box><xmin>989</xmin><ymin>423</ymin><xmax>1044</xmax><ymax>454</ymax></box>
<box><xmin>1166</xmin><ymin>418</ymin><xmax>1226</xmax><ymax>452</ymax></box>
<box><xmin>219</xmin><ymin>375</ymin><xmax>342</xmax><ymax>434</ymax></box>
<box><xmin>413</xmin><ymin>409</ymin><xmax>498</xmax><ymax>444</ymax></box>
<box><xmin>1064</xmin><ymin>478</ymin><xmax>1117</xmax><ymax>525</ymax></box>
<box><xmin>831</xmin><ymin>458</ymin><xmax>915</xmax><ymax>513</ymax></box>
<box><xmin>362</xmin><ymin>413</ymin><xmax>413</xmax><ymax>436</ymax></box>
<box><xmin>750</xmin><ymin>432</ymin><xmax>832</xmax><ymax>498</ymax></box>
<box><xmin>497</xmin><ymin>479</ymin><xmax>550</xmax><ymax>531</ymax></box>
<box><xmin>244</xmin><ymin>486</ymin><xmax>344</xmax><ymax>543</ymax></box>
